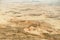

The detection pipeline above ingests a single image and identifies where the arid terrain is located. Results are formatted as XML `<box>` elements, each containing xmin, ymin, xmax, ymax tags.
<box><xmin>0</xmin><ymin>3</ymin><xmax>60</xmax><ymax>40</ymax></box>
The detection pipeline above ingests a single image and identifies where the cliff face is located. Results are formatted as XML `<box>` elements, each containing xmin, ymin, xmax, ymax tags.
<box><xmin>0</xmin><ymin>4</ymin><xmax>60</xmax><ymax>40</ymax></box>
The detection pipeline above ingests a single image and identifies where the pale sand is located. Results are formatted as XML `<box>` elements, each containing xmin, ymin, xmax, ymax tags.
<box><xmin>0</xmin><ymin>3</ymin><xmax>60</xmax><ymax>40</ymax></box>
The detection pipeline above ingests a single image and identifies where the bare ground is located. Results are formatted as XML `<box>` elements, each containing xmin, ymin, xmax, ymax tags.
<box><xmin>0</xmin><ymin>3</ymin><xmax>60</xmax><ymax>40</ymax></box>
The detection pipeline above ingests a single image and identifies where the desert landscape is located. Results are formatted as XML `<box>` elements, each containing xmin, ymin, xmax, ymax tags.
<box><xmin>0</xmin><ymin>2</ymin><xmax>60</xmax><ymax>40</ymax></box>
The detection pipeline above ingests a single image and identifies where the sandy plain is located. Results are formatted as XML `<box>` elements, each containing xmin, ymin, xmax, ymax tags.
<box><xmin>0</xmin><ymin>3</ymin><xmax>60</xmax><ymax>40</ymax></box>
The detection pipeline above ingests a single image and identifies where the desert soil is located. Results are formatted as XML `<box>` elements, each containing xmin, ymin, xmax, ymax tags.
<box><xmin>0</xmin><ymin>3</ymin><xmax>60</xmax><ymax>40</ymax></box>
